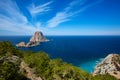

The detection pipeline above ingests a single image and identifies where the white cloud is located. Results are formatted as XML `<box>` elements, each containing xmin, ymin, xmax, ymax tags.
<box><xmin>64</xmin><ymin>0</ymin><xmax>87</xmax><ymax>12</ymax></box>
<box><xmin>0</xmin><ymin>0</ymin><xmax>39</xmax><ymax>35</ymax></box>
<box><xmin>0</xmin><ymin>15</ymin><xmax>37</xmax><ymax>35</ymax></box>
<box><xmin>46</xmin><ymin>12</ymin><xmax>70</xmax><ymax>28</ymax></box>
<box><xmin>47</xmin><ymin>0</ymin><xmax>103</xmax><ymax>28</ymax></box>
<box><xmin>28</xmin><ymin>1</ymin><xmax>52</xmax><ymax>16</ymax></box>
<box><xmin>0</xmin><ymin>0</ymin><xmax>28</xmax><ymax>24</ymax></box>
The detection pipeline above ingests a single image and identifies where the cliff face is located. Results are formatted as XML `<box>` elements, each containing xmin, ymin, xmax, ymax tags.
<box><xmin>93</xmin><ymin>54</ymin><xmax>120</xmax><ymax>79</ymax></box>
<box><xmin>16</xmin><ymin>31</ymin><xmax>49</xmax><ymax>47</ymax></box>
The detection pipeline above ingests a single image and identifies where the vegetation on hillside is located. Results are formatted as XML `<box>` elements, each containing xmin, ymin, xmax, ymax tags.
<box><xmin>23</xmin><ymin>52</ymin><xmax>90</xmax><ymax>80</ymax></box>
<box><xmin>0</xmin><ymin>41</ymin><xmax>118</xmax><ymax>80</ymax></box>
<box><xmin>0</xmin><ymin>61</ymin><xmax>27</xmax><ymax>80</ymax></box>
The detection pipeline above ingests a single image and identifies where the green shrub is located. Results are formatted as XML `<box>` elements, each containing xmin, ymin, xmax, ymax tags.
<box><xmin>0</xmin><ymin>61</ymin><xmax>27</xmax><ymax>80</ymax></box>
<box><xmin>0</xmin><ymin>41</ymin><xmax>23</xmax><ymax>58</ymax></box>
<box><xmin>93</xmin><ymin>74</ymin><xmax>117</xmax><ymax>80</ymax></box>
<box><xmin>24</xmin><ymin>51</ymin><xmax>50</xmax><ymax>79</ymax></box>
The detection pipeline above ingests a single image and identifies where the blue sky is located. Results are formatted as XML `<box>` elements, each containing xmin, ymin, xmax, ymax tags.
<box><xmin>0</xmin><ymin>0</ymin><xmax>120</xmax><ymax>35</ymax></box>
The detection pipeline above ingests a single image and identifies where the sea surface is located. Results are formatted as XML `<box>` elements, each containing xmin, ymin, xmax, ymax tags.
<box><xmin>0</xmin><ymin>36</ymin><xmax>120</xmax><ymax>73</ymax></box>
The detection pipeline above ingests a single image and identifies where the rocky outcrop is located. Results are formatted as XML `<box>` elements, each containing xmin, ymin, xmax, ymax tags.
<box><xmin>20</xmin><ymin>61</ymin><xmax>42</xmax><ymax>80</ymax></box>
<box><xmin>29</xmin><ymin>31</ymin><xmax>48</xmax><ymax>42</ymax></box>
<box><xmin>16</xmin><ymin>42</ymin><xmax>26</xmax><ymax>47</ymax></box>
<box><xmin>93</xmin><ymin>54</ymin><xmax>120</xmax><ymax>79</ymax></box>
<box><xmin>16</xmin><ymin>31</ymin><xmax>49</xmax><ymax>47</ymax></box>
<box><xmin>0</xmin><ymin>55</ymin><xmax>21</xmax><ymax>65</ymax></box>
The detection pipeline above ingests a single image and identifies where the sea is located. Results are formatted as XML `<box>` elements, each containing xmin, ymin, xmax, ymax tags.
<box><xmin>0</xmin><ymin>36</ymin><xmax>120</xmax><ymax>73</ymax></box>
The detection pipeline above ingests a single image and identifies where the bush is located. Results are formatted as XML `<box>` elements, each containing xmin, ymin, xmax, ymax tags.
<box><xmin>24</xmin><ymin>51</ymin><xmax>50</xmax><ymax>79</ymax></box>
<box><xmin>0</xmin><ymin>61</ymin><xmax>27</xmax><ymax>80</ymax></box>
<box><xmin>93</xmin><ymin>74</ymin><xmax>117</xmax><ymax>80</ymax></box>
<box><xmin>0</xmin><ymin>41</ymin><xmax>23</xmax><ymax>57</ymax></box>
<box><xmin>24</xmin><ymin>52</ymin><xmax>91</xmax><ymax>80</ymax></box>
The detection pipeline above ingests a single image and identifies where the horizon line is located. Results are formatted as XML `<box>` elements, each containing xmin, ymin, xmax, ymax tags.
<box><xmin>0</xmin><ymin>35</ymin><xmax>120</xmax><ymax>36</ymax></box>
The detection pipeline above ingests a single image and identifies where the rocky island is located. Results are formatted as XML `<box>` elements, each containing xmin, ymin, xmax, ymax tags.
<box><xmin>93</xmin><ymin>54</ymin><xmax>120</xmax><ymax>79</ymax></box>
<box><xmin>16</xmin><ymin>31</ymin><xmax>49</xmax><ymax>47</ymax></box>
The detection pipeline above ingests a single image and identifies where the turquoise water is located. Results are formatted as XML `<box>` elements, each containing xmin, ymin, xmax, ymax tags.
<box><xmin>0</xmin><ymin>36</ymin><xmax>120</xmax><ymax>73</ymax></box>
<box><xmin>79</xmin><ymin>58</ymin><xmax>104</xmax><ymax>73</ymax></box>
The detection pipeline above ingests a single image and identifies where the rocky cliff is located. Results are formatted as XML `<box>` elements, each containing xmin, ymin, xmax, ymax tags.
<box><xmin>29</xmin><ymin>31</ymin><xmax>48</xmax><ymax>42</ymax></box>
<box><xmin>16</xmin><ymin>31</ymin><xmax>49</xmax><ymax>47</ymax></box>
<box><xmin>93</xmin><ymin>54</ymin><xmax>120</xmax><ymax>79</ymax></box>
